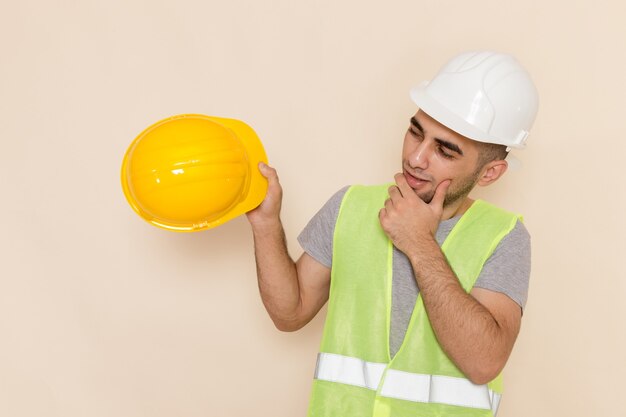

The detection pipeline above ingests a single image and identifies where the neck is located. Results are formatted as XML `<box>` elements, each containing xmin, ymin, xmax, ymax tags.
<box><xmin>441</xmin><ymin>196</ymin><xmax>474</xmax><ymax>220</ymax></box>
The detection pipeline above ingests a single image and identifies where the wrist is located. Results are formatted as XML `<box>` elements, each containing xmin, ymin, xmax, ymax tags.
<box><xmin>406</xmin><ymin>235</ymin><xmax>441</xmax><ymax>266</ymax></box>
<box><xmin>250</xmin><ymin>216</ymin><xmax>283</xmax><ymax>235</ymax></box>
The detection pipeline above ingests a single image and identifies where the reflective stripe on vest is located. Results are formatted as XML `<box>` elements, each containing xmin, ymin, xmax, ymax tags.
<box><xmin>315</xmin><ymin>352</ymin><xmax>501</xmax><ymax>415</ymax></box>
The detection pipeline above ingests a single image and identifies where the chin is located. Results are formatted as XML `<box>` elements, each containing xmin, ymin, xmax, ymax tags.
<box><xmin>416</xmin><ymin>190</ymin><xmax>435</xmax><ymax>204</ymax></box>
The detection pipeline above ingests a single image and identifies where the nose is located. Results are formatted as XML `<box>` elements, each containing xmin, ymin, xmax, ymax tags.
<box><xmin>407</xmin><ymin>140</ymin><xmax>432</xmax><ymax>170</ymax></box>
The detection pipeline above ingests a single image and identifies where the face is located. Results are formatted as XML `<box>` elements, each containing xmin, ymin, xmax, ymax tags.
<box><xmin>402</xmin><ymin>110</ymin><xmax>484</xmax><ymax>206</ymax></box>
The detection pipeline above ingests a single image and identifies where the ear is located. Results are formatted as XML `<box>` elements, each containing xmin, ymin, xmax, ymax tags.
<box><xmin>477</xmin><ymin>160</ymin><xmax>508</xmax><ymax>186</ymax></box>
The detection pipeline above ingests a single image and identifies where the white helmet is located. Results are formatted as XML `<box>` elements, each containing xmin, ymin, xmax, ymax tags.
<box><xmin>410</xmin><ymin>51</ymin><xmax>539</xmax><ymax>149</ymax></box>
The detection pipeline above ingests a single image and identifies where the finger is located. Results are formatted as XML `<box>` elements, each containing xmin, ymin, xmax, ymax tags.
<box><xmin>394</xmin><ymin>173</ymin><xmax>414</xmax><ymax>199</ymax></box>
<box><xmin>430</xmin><ymin>180</ymin><xmax>451</xmax><ymax>208</ymax></box>
<box><xmin>384</xmin><ymin>197</ymin><xmax>394</xmax><ymax>211</ymax></box>
<box><xmin>388</xmin><ymin>184</ymin><xmax>400</xmax><ymax>201</ymax></box>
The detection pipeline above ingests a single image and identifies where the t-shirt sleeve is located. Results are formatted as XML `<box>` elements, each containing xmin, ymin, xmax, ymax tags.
<box><xmin>473</xmin><ymin>220</ymin><xmax>531</xmax><ymax>311</ymax></box>
<box><xmin>297</xmin><ymin>186</ymin><xmax>350</xmax><ymax>268</ymax></box>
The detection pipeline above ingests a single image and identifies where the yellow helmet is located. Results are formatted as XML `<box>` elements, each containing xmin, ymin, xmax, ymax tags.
<box><xmin>121</xmin><ymin>114</ymin><xmax>268</xmax><ymax>232</ymax></box>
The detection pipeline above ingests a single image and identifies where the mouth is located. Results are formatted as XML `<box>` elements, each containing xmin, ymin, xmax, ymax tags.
<box><xmin>403</xmin><ymin>168</ymin><xmax>431</xmax><ymax>189</ymax></box>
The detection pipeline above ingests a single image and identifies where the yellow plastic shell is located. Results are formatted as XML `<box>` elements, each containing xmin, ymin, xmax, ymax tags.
<box><xmin>121</xmin><ymin>114</ymin><xmax>268</xmax><ymax>232</ymax></box>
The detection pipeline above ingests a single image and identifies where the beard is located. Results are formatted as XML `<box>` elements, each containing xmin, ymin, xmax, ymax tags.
<box><xmin>417</xmin><ymin>167</ymin><xmax>481</xmax><ymax>207</ymax></box>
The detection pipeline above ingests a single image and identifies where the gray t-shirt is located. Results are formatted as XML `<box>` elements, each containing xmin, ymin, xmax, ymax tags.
<box><xmin>297</xmin><ymin>186</ymin><xmax>531</xmax><ymax>358</ymax></box>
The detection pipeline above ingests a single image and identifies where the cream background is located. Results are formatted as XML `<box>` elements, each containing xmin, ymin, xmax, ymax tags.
<box><xmin>1</xmin><ymin>1</ymin><xmax>624</xmax><ymax>416</ymax></box>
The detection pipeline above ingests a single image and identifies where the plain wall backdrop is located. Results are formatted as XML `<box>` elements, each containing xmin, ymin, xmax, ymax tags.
<box><xmin>1</xmin><ymin>1</ymin><xmax>624</xmax><ymax>416</ymax></box>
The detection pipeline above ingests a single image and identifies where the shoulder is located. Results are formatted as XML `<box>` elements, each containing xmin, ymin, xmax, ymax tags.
<box><xmin>327</xmin><ymin>185</ymin><xmax>351</xmax><ymax>210</ymax></box>
<box><xmin>492</xmin><ymin>220</ymin><xmax>531</xmax><ymax>270</ymax></box>
<box><xmin>339</xmin><ymin>184</ymin><xmax>393</xmax><ymax>212</ymax></box>
<box><xmin>477</xmin><ymin>202</ymin><xmax>531</xmax><ymax>272</ymax></box>
<box><xmin>474</xmin><ymin>219</ymin><xmax>531</xmax><ymax>310</ymax></box>
<box><xmin>503</xmin><ymin>220</ymin><xmax>530</xmax><ymax>245</ymax></box>
<box><xmin>296</xmin><ymin>186</ymin><xmax>351</xmax><ymax>268</ymax></box>
<box><xmin>321</xmin><ymin>184</ymin><xmax>391</xmax><ymax>216</ymax></box>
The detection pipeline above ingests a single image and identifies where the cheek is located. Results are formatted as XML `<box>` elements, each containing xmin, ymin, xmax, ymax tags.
<box><xmin>428</xmin><ymin>162</ymin><xmax>463</xmax><ymax>186</ymax></box>
<box><xmin>448</xmin><ymin>166</ymin><xmax>481</xmax><ymax>190</ymax></box>
<box><xmin>401</xmin><ymin>136</ymin><xmax>412</xmax><ymax>158</ymax></box>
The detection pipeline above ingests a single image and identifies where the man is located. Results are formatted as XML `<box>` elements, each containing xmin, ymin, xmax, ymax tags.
<box><xmin>246</xmin><ymin>51</ymin><xmax>539</xmax><ymax>416</ymax></box>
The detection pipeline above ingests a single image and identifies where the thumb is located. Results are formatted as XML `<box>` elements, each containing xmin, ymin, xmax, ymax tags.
<box><xmin>430</xmin><ymin>180</ymin><xmax>451</xmax><ymax>208</ymax></box>
<box><xmin>257</xmin><ymin>162</ymin><xmax>282</xmax><ymax>200</ymax></box>
<box><xmin>258</xmin><ymin>162</ymin><xmax>278</xmax><ymax>182</ymax></box>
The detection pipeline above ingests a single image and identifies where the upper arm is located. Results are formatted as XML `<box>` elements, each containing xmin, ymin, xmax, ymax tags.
<box><xmin>473</xmin><ymin>220</ymin><xmax>531</xmax><ymax>311</ymax></box>
<box><xmin>288</xmin><ymin>186</ymin><xmax>348</xmax><ymax>328</ymax></box>
<box><xmin>291</xmin><ymin>252</ymin><xmax>331</xmax><ymax>328</ymax></box>
<box><xmin>469</xmin><ymin>220</ymin><xmax>529</xmax><ymax>359</ymax></box>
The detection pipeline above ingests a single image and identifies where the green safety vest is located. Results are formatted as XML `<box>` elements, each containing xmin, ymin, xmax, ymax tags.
<box><xmin>307</xmin><ymin>184</ymin><xmax>521</xmax><ymax>417</ymax></box>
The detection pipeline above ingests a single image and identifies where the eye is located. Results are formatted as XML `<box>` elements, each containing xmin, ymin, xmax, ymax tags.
<box><xmin>437</xmin><ymin>145</ymin><xmax>454</xmax><ymax>159</ymax></box>
<box><xmin>408</xmin><ymin>128</ymin><xmax>423</xmax><ymax>139</ymax></box>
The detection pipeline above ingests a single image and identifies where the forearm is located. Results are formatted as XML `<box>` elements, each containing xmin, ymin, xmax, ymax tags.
<box><xmin>408</xmin><ymin>238</ymin><xmax>513</xmax><ymax>384</ymax></box>
<box><xmin>251</xmin><ymin>219</ymin><xmax>303</xmax><ymax>330</ymax></box>
<box><xmin>247</xmin><ymin>163</ymin><xmax>329</xmax><ymax>331</ymax></box>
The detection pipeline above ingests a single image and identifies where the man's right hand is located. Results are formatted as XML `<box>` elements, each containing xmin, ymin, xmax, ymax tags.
<box><xmin>246</xmin><ymin>162</ymin><xmax>283</xmax><ymax>229</ymax></box>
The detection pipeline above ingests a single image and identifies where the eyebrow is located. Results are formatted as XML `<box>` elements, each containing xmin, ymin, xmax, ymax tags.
<box><xmin>410</xmin><ymin>117</ymin><xmax>464</xmax><ymax>156</ymax></box>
